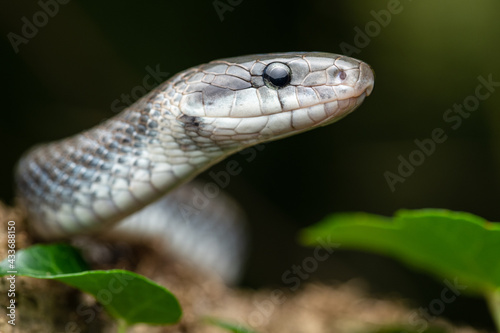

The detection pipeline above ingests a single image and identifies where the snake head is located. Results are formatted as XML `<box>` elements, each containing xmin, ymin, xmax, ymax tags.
<box><xmin>172</xmin><ymin>52</ymin><xmax>374</xmax><ymax>149</ymax></box>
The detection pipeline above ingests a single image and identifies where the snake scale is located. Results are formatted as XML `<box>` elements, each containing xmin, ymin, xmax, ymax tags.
<box><xmin>15</xmin><ymin>52</ymin><xmax>374</xmax><ymax>280</ymax></box>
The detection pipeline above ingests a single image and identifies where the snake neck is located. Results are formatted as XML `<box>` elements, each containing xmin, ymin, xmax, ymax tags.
<box><xmin>16</xmin><ymin>79</ymin><xmax>236</xmax><ymax>239</ymax></box>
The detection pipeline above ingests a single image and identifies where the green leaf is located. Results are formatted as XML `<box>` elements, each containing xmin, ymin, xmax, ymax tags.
<box><xmin>300</xmin><ymin>209</ymin><xmax>500</xmax><ymax>294</ymax></box>
<box><xmin>0</xmin><ymin>244</ymin><xmax>181</xmax><ymax>325</ymax></box>
<box><xmin>205</xmin><ymin>317</ymin><xmax>258</xmax><ymax>333</ymax></box>
<box><xmin>1</xmin><ymin>243</ymin><xmax>90</xmax><ymax>275</ymax></box>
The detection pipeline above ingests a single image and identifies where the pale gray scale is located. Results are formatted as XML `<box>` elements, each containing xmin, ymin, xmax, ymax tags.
<box><xmin>202</xmin><ymin>74</ymin><xmax>216</xmax><ymax>84</ymax></box>
<box><xmin>326</xmin><ymin>66</ymin><xmax>345</xmax><ymax>86</ymax></box>
<box><xmin>166</xmin><ymin>85</ymin><xmax>177</xmax><ymax>99</ymax></box>
<box><xmin>337</xmin><ymin>97</ymin><xmax>353</xmax><ymax>111</ymax></box>
<box><xmin>226</xmin><ymin>65</ymin><xmax>252</xmax><ymax>81</ymax></box>
<box><xmin>203</xmin><ymin>85</ymin><xmax>236</xmax><ymax>117</ymax></box>
<box><xmin>30</xmin><ymin>169</ymin><xmax>55</xmax><ymax>203</ymax></box>
<box><xmin>278</xmin><ymin>86</ymin><xmax>300</xmax><ymax>111</ymax></box>
<box><xmin>191</xmin><ymin>136</ymin><xmax>216</xmax><ymax>147</ymax></box>
<box><xmin>185</xmin><ymin>71</ymin><xmax>205</xmax><ymax>83</ymax></box>
<box><xmin>250</xmin><ymin>76</ymin><xmax>264</xmax><ymax>87</ymax></box>
<box><xmin>334</xmin><ymin>57</ymin><xmax>361</xmax><ymax>70</ymax></box>
<box><xmin>235</xmin><ymin>117</ymin><xmax>269</xmax><ymax>134</ymax></box>
<box><xmin>147</xmin><ymin>120</ymin><xmax>159</xmax><ymax>130</ymax></box>
<box><xmin>231</xmin><ymin>89</ymin><xmax>261</xmax><ymax>117</ymax></box>
<box><xmin>333</xmin><ymin>85</ymin><xmax>355</xmax><ymax>100</ymax></box>
<box><xmin>39</xmin><ymin>156</ymin><xmax>71</xmax><ymax>196</ymax></box>
<box><xmin>304</xmin><ymin>56</ymin><xmax>336</xmax><ymax>71</ymax></box>
<box><xmin>302</xmin><ymin>71</ymin><xmax>328</xmax><ymax>86</ymax></box>
<box><xmin>288</xmin><ymin>59</ymin><xmax>310</xmax><ymax>86</ymax></box>
<box><xmin>173</xmin><ymin>80</ymin><xmax>188</xmax><ymax>93</ymax></box>
<box><xmin>179</xmin><ymin>92</ymin><xmax>205</xmax><ymax>117</ymax></box>
<box><xmin>16</xmin><ymin>52</ymin><xmax>374</xmax><ymax>282</ymax></box>
<box><xmin>208</xmin><ymin>117</ymin><xmax>241</xmax><ymax>131</ymax></box>
<box><xmin>308</xmin><ymin>105</ymin><xmax>329</xmax><ymax>122</ymax></box>
<box><xmin>150</xmin><ymin>109</ymin><xmax>161</xmax><ymax>118</ymax></box>
<box><xmin>134</xmin><ymin>158</ymin><xmax>152</xmax><ymax>169</ymax></box>
<box><xmin>250</xmin><ymin>61</ymin><xmax>266</xmax><ymax>76</ymax></box>
<box><xmin>183</xmin><ymin>82</ymin><xmax>207</xmax><ymax>94</ymax></box>
<box><xmin>44</xmin><ymin>157</ymin><xmax>67</xmax><ymax>186</ymax></box>
<box><xmin>296</xmin><ymin>86</ymin><xmax>321</xmax><ymax>107</ymax></box>
<box><xmin>211</xmin><ymin>75</ymin><xmax>251</xmax><ymax>91</ymax></box>
<box><xmin>314</xmin><ymin>86</ymin><xmax>338</xmax><ymax>101</ymax></box>
<box><xmin>256</xmin><ymin>86</ymin><xmax>281</xmax><ymax>115</ymax></box>
<box><xmin>231</xmin><ymin>61</ymin><xmax>253</xmax><ymax>72</ymax></box>
<box><xmin>260</xmin><ymin>112</ymin><xmax>293</xmax><ymax>139</ymax></box>
<box><xmin>202</xmin><ymin>63</ymin><xmax>229</xmax><ymax>75</ymax></box>
<box><xmin>291</xmin><ymin>107</ymin><xmax>316</xmax><ymax>130</ymax></box>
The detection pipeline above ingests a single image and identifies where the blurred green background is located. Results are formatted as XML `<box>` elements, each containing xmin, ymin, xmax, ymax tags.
<box><xmin>1</xmin><ymin>0</ymin><xmax>500</xmax><ymax>330</ymax></box>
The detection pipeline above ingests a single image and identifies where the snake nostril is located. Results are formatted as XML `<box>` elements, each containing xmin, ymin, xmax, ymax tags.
<box><xmin>339</xmin><ymin>70</ymin><xmax>347</xmax><ymax>80</ymax></box>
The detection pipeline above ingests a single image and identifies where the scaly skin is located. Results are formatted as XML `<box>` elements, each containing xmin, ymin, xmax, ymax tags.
<box><xmin>16</xmin><ymin>52</ymin><xmax>374</xmax><ymax>240</ymax></box>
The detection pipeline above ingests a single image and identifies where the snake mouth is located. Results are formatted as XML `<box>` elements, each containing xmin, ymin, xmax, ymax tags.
<box><xmin>256</xmin><ymin>82</ymin><xmax>372</xmax><ymax>143</ymax></box>
<box><xmin>205</xmin><ymin>87</ymin><xmax>372</xmax><ymax>147</ymax></box>
<box><xmin>315</xmin><ymin>91</ymin><xmax>368</xmax><ymax>127</ymax></box>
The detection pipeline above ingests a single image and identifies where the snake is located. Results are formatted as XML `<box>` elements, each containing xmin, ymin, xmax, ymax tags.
<box><xmin>15</xmin><ymin>52</ymin><xmax>374</xmax><ymax>281</ymax></box>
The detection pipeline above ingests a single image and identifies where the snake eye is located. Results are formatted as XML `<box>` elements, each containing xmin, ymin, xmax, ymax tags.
<box><xmin>263</xmin><ymin>62</ymin><xmax>291</xmax><ymax>89</ymax></box>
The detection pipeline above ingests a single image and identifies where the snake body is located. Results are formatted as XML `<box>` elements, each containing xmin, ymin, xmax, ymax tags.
<box><xmin>16</xmin><ymin>52</ymin><xmax>374</xmax><ymax>245</ymax></box>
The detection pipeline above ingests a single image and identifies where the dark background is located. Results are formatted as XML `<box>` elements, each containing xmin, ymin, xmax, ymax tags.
<box><xmin>1</xmin><ymin>0</ymin><xmax>500</xmax><ymax>330</ymax></box>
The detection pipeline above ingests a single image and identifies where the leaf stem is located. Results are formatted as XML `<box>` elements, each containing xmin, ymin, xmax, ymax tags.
<box><xmin>486</xmin><ymin>290</ymin><xmax>500</xmax><ymax>333</ymax></box>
